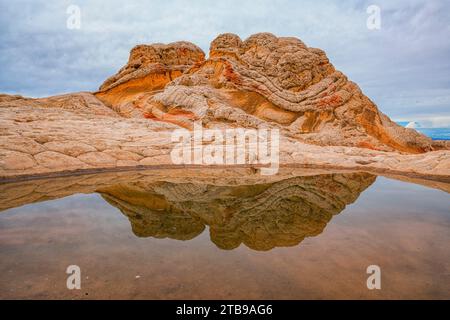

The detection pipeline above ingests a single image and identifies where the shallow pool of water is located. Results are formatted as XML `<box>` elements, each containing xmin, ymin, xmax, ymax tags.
<box><xmin>0</xmin><ymin>171</ymin><xmax>449</xmax><ymax>299</ymax></box>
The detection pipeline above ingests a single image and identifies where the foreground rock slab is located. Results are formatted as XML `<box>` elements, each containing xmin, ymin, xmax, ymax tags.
<box><xmin>0</xmin><ymin>102</ymin><xmax>449</xmax><ymax>181</ymax></box>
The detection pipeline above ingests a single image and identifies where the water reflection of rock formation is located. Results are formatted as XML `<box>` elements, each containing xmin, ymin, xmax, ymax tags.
<box><xmin>99</xmin><ymin>172</ymin><xmax>376</xmax><ymax>251</ymax></box>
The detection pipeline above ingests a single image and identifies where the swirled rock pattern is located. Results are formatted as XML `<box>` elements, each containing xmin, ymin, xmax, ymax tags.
<box><xmin>0</xmin><ymin>33</ymin><xmax>449</xmax><ymax>180</ymax></box>
<box><xmin>133</xmin><ymin>33</ymin><xmax>447</xmax><ymax>153</ymax></box>
<box><xmin>96</xmin><ymin>42</ymin><xmax>205</xmax><ymax>117</ymax></box>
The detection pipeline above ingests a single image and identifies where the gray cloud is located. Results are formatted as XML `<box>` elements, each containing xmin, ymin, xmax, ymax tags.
<box><xmin>0</xmin><ymin>0</ymin><xmax>449</xmax><ymax>125</ymax></box>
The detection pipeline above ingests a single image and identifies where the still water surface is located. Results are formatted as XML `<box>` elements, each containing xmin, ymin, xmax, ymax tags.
<box><xmin>0</xmin><ymin>172</ymin><xmax>449</xmax><ymax>299</ymax></box>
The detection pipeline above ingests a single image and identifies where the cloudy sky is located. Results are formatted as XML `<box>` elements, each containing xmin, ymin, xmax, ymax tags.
<box><xmin>0</xmin><ymin>0</ymin><xmax>449</xmax><ymax>126</ymax></box>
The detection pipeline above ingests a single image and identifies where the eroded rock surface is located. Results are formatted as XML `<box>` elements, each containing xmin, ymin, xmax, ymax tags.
<box><xmin>0</xmin><ymin>101</ymin><xmax>448</xmax><ymax>180</ymax></box>
<box><xmin>106</xmin><ymin>33</ymin><xmax>446</xmax><ymax>153</ymax></box>
<box><xmin>96</xmin><ymin>42</ymin><xmax>205</xmax><ymax>117</ymax></box>
<box><xmin>0</xmin><ymin>33</ymin><xmax>449</xmax><ymax>180</ymax></box>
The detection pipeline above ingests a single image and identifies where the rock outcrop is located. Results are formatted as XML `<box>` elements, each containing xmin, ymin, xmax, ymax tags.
<box><xmin>0</xmin><ymin>92</ymin><xmax>117</xmax><ymax>117</ymax></box>
<box><xmin>95</xmin><ymin>33</ymin><xmax>447</xmax><ymax>153</ymax></box>
<box><xmin>0</xmin><ymin>33</ymin><xmax>449</xmax><ymax>180</ymax></box>
<box><xmin>95</xmin><ymin>42</ymin><xmax>205</xmax><ymax>117</ymax></box>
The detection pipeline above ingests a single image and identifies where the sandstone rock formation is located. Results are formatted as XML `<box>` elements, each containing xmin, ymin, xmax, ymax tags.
<box><xmin>96</xmin><ymin>41</ymin><xmax>205</xmax><ymax>117</ymax></box>
<box><xmin>96</xmin><ymin>33</ymin><xmax>447</xmax><ymax>153</ymax></box>
<box><xmin>0</xmin><ymin>33</ymin><xmax>449</xmax><ymax>180</ymax></box>
<box><xmin>0</xmin><ymin>92</ymin><xmax>117</xmax><ymax>117</ymax></box>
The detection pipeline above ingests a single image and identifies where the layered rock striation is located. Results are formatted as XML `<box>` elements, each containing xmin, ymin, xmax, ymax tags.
<box><xmin>0</xmin><ymin>33</ymin><xmax>449</xmax><ymax>180</ymax></box>
<box><xmin>96</xmin><ymin>33</ymin><xmax>446</xmax><ymax>153</ymax></box>
<box><xmin>96</xmin><ymin>42</ymin><xmax>205</xmax><ymax>117</ymax></box>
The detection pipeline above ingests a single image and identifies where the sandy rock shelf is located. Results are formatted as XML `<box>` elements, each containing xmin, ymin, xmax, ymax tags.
<box><xmin>0</xmin><ymin>104</ymin><xmax>449</xmax><ymax>183</ymax></box>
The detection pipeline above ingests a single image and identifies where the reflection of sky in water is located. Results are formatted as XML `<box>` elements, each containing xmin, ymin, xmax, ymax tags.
<box><xmin>347</xmin><ymin>177</ymin><xmax>450</xmax><ymax>216</ymax></box>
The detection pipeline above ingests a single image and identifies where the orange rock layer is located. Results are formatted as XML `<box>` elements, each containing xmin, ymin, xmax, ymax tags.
<box><xmin>95</xmin><ymin>33</ymin><xmax>448</xmax><ymax>153</ymax></box>
<box><xmin>1</xmin><ymin>33</ymin><xmax>449</xmax><ymax>180</ymax></box>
